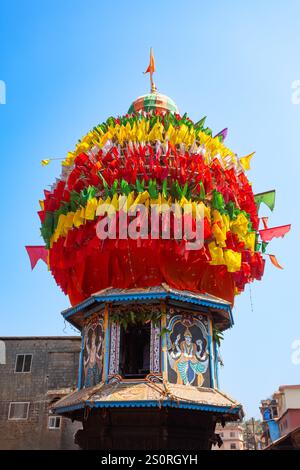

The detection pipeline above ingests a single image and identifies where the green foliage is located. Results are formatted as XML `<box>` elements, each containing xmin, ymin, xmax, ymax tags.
<box><xmin>110</xmin><ymin>309</ymin><xmax>163</xmax><ymax>330</ymax></box>
<box><xmin>159</xmin><ymin>327</ymin><xmax>172</xmax><ymax>337</ymax></box>
<box><xmin>213</xmin><ymin>327</ymin><xmax>224</xmax><ymax>347</ymax></box>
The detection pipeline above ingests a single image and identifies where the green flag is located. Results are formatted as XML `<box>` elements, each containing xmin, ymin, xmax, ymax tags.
<box><xmin>212</xmin><ymin>190</ymin><xmax>225</xmax><ymax>212</ymax></box>
<box><xmin>194</xmin><ymin>116</ymin><xmax>206</xmax><ymax>130</ymax></box>
<box><xmin>254</xmin><ymin>190</ymin><xmax>276</xmax><ymax>211</ymax></box>
<box><xmin>199</xmin><ymin>181</ymin><xmax>206</xmax><ymax>200</ymax></box>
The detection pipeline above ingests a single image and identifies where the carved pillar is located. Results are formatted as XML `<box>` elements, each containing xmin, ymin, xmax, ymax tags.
<box><xmin>150</xmin><ymin>322</ymin><xmax>161</xmax><ymax>373</ymax></box>
<box><xmin>108</xmin><ymin>321</ymin><xmax>120</xmax><ymax>375</ymax></box>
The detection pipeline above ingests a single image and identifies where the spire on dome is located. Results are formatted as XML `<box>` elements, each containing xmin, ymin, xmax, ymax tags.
<box><xmin>144</xmin><ymin>47</ymin><xmax>156</xmax><ymax>93</ymax></box>
<box><xmin>128</xmin><ymin>49</ymin><xmax>179</xmax><ymax>115</ymax></box>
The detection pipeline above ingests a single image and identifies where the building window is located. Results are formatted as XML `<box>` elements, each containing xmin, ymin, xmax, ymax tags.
<box><xmin>15</xmin><ymin>354</ymin><xmax>32</xmax><ymax>373</ymax></box>
<box><xmin>8</xmin><ymin>402</ymin><xmax>30</xmax><ymax>420</ymax></box>
<box><xmin>230</xmin><ymin>432</ymin><xmax>235</xmax><ymax>438</ymax></box>
<box><xmin>230</xmin><ymin>443</ymin><xmax>237</xmax><ymax>450</ymax></box>
<box><xmin>119</xmin><ymin>323</ymin><xmax>150</xmax><ymax>378</ymax></box>
<box><xmin>48</xmin><ymin>416</ymin><xmax>61</xmax><ymax>429</ymax></box>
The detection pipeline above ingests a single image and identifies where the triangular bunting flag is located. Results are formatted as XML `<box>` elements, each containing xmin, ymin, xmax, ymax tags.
<box><xmin>25</xmin><ymin>246</ymin><xmax>48</xmax><ymax>270</ymax></box>
<box><xmin>269</xmin><ymin>254</ymin><xmax>284</xmax><ymax>270</ymax></box>
<box><xmin>254</xmin><ymin>190</ymin><xmax>276</xmax><ymax>212</ymax></box>
<box><xmin>240</xmin><ymin>152</ymin><xmax>255</xmax><ymax>171</ymax></box>
<box><xmin>259</xmin><ymin>224</ymin><xmax>291</xmax><ymax>243</ymax></box>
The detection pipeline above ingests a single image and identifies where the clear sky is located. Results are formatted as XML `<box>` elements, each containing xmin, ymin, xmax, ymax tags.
<box><xmin>0</xmin><ymin>0</ymin><xmax>299</xmax><ymax>419</ymax></box>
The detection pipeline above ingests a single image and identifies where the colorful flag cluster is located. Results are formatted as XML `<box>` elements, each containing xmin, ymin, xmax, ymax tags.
<box><xmin>29</xmin><ymin>108</ymin><xmax>290</xmax><ymax>306</ymax></box>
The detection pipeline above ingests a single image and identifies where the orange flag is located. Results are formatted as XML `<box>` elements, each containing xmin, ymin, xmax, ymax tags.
<box><xmin>144</xmin><ymin>48</ymin><xmax>156</xmax><ymax>75</ymax></box>
<box><xmin>269</xmin><ymin>254</ymin><xmax>284</xmax><ymax>270</ymax></box>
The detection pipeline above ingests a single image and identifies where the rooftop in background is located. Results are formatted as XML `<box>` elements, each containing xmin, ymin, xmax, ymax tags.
<box><xmin>0</xmin><ymin>336</ymin><xmax>80</xmax><ymax>340</ymax></box>
<box><xmin>264</xmin><ymin>425</ymin><xmax>300</xmax><ymax>450</ymax></box>
<box><xmin>277</xmin><ymin>385</ymin><xmax>300</xmax><ymax>391</ymax></box>
<box><xmin>260</xmin><ymin>384</ymin><xmax>300</xmax><ymax>449</ymax></box>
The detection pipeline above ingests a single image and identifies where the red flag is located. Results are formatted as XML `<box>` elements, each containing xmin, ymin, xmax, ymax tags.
<box><xmin>259</xmin><ymin>224</ymin><xmax>291</xmax><ymax>243</ymax></box>
<box><xmin>269</xmin><ymin>254</ymin><xmax>284</xmax><ymax>270</ymax></box>
<box><xmin>25</xmin><ymin>246</ymin><xmax>48</xmax><ymax>270</ymax></box>
<box><xmin>261</xmin><ymin>217</ymin><xmax>269</xmax><ymax>229</ymax></box>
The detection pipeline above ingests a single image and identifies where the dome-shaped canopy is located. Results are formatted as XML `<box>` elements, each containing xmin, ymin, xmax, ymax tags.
<box><xmin>128</xmin><ymin>91</ymin><xmax>179</xmax><ymax>114</ymax></box>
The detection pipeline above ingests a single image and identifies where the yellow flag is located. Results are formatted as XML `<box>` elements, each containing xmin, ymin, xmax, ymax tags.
<box><xmin>240</xmin><ymin>152</ymin><xmax>255</xmax><ymax>171</ymax></box>
<box><xmin>212</xmin><ymin>223</ymin><xmax>227</xmax><ymax>247</ymax></box>
<box><xmin>41</xmin><ymin>159</ymin><xmax>51</xmax><ymax>166</ymax></box>
<box><xmin>85</xmin><ymin>198</ymin><xmax>98</xmax><ymax>220</ymax></box>
<box><xmin>224</xmin><ymin>249</ymin><xmax>242</xmax><ymax>273</ymax></box>
<box><xmin>208</xmin><ymin>242</ymin><xmax>225</xmax><ymax>265</ymax></box>
<box><xmin>73</xmin><ymin>209</ymin><xmax>84</xmax><ymax>228</ymax></box>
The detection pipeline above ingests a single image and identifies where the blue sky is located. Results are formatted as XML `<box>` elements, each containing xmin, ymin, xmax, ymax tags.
<box><xmin>0</xmin><ymin>0</ymin><xmax>299</xmax><ymax>418</ymax></box>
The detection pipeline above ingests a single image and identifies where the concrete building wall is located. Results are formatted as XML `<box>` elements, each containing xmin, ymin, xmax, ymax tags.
<box><xmin>260</xmin><ymin>385</ymin><xmax>300</xmax><ymax>448</ymax></box>
<box><xmin>276</xmin><ymin>386</ymin><xmax>300</xmax><ymax>416</ymax></box>
<box><xmin>0</xmin><ymin>337</ymin><xmax>82</xmax><ymax>450</ymax></box>
<box><xmin>212</xmin><ymin>423</ymin><xmax>244</xmax><ymax>450</ymax></box>
<box><xmin>283</xmin><ymin>388</ymin><xmax>300</xmax><ymax>411</ymax></box>
<box><xmin>279</xmin><ymin>409</ymin><xmax>300</xmax><ymax>436</ymax></box>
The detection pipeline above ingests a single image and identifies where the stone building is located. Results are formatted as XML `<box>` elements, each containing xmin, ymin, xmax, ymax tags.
<box><xmin>0</xmin><ymin>336</ymin><xmax>82</xmax><ymax>450</ymax></box>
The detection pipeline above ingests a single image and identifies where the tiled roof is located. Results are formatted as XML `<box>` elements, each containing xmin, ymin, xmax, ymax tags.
<box><xmin>51</xmin><ymin>380</ymin><xmax>242</xmax><ymax>417</ymax></box>
<box><xmin>92</xmin><ymin>284</ymin><xmax>231</xmax><ymax>307</ymax></box>
<box><xmin>62</xmin><ymin>283</ymin><xmax>233</xmax><ymax>331</ymax></box>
